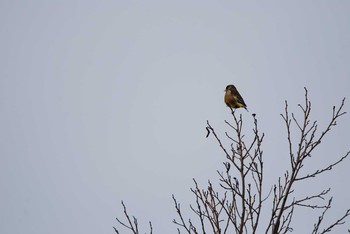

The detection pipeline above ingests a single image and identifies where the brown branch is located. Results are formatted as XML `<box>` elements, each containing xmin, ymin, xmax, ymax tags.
<box><xmin>312</xmin><ymin>197</ymin><xmax>350</xmax><ymax>234</ymax></box>
<box><xmin>267</xmin><ymin>89</ymin><xmax>348</xmax><ymax>234</ymax></box>
<box><xmin>172</xmin><ymin>195</ymin><xmax>193</xmax><ymax>234</ymax></box>
<box><xmin>114</xmin><ymin>201</ymin><xmax>152</xmax><ymax>234</ymax></box>
<box><xmin>207</xmin><ymin>120</ymin><xmax>231</xmax><ymax>159</ymax></box>
<box><xmin>296</xmin><ymin>151</ymin><xmax>350</xmax><ymax>181</ymax></box>
<box><xmin>284</xmin><ymin>188</ymin><xmax>331</xmax><ymax>211</ymax></box>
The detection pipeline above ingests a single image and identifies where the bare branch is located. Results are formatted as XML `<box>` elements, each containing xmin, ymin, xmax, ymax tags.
<box><xmin>267</xmin><ymin>89</ymin><xmax>349</xmax><ymax>234</ymax></box>
<box><xmin>172</xmin><ymin>195</ymin><xmax>192</xmax><ymax>233</ymax></box>
<box><xmin>296</xmin><ymin>151</ymin><xmax>350</xmax><ymax>181</ymax></box>
<box><xmin>114</xmin><ymin>201</ymin><xmax>153</xmax><ymax>234</ymax></box>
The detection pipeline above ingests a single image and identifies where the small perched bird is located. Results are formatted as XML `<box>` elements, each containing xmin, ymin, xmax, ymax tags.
<box><xmin>224</xmin><ymin>84</ymin><xmax>248</xmax><ymax>111</ymax></box>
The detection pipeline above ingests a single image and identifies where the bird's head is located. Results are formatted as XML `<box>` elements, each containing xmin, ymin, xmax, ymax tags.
<box><xmin>225</xmin><ymin>84</ymin><xmax>236</xmax><ymax>92</ymax></box>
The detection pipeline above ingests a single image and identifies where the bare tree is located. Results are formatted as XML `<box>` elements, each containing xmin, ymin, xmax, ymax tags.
<box><xmin>114</xmin><ymin>88</ymin><xmax>350</xmax><ymax>234</ymax></box>
<box><xmin>172</xmin><ymin>112</ymin><xmax>264</xmax><ymax>234</ymax></box>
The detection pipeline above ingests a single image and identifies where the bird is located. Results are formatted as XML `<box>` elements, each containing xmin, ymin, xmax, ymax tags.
<box><xmin>224</xmin><ymin>84</ymin><xmax>248</xmax><ymax>111</ymax></box>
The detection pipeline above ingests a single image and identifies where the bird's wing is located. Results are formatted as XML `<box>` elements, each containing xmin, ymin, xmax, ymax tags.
<box><xmin>234</xmin><ymin>93</ymin><xmax>247</xmax><ymax>106</ymax></box>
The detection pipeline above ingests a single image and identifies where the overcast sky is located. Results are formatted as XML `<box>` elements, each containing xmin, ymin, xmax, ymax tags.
<box><xmin>1</xmin><ymin>1</ymin><xmax>350</xmax><ymax>233</ymax></box>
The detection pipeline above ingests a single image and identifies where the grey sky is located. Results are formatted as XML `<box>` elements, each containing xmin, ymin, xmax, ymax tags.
<box><xmin>1</xmin><ymin>1</ymin><xmax>350</xmax><ymax>233</ymax></box>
